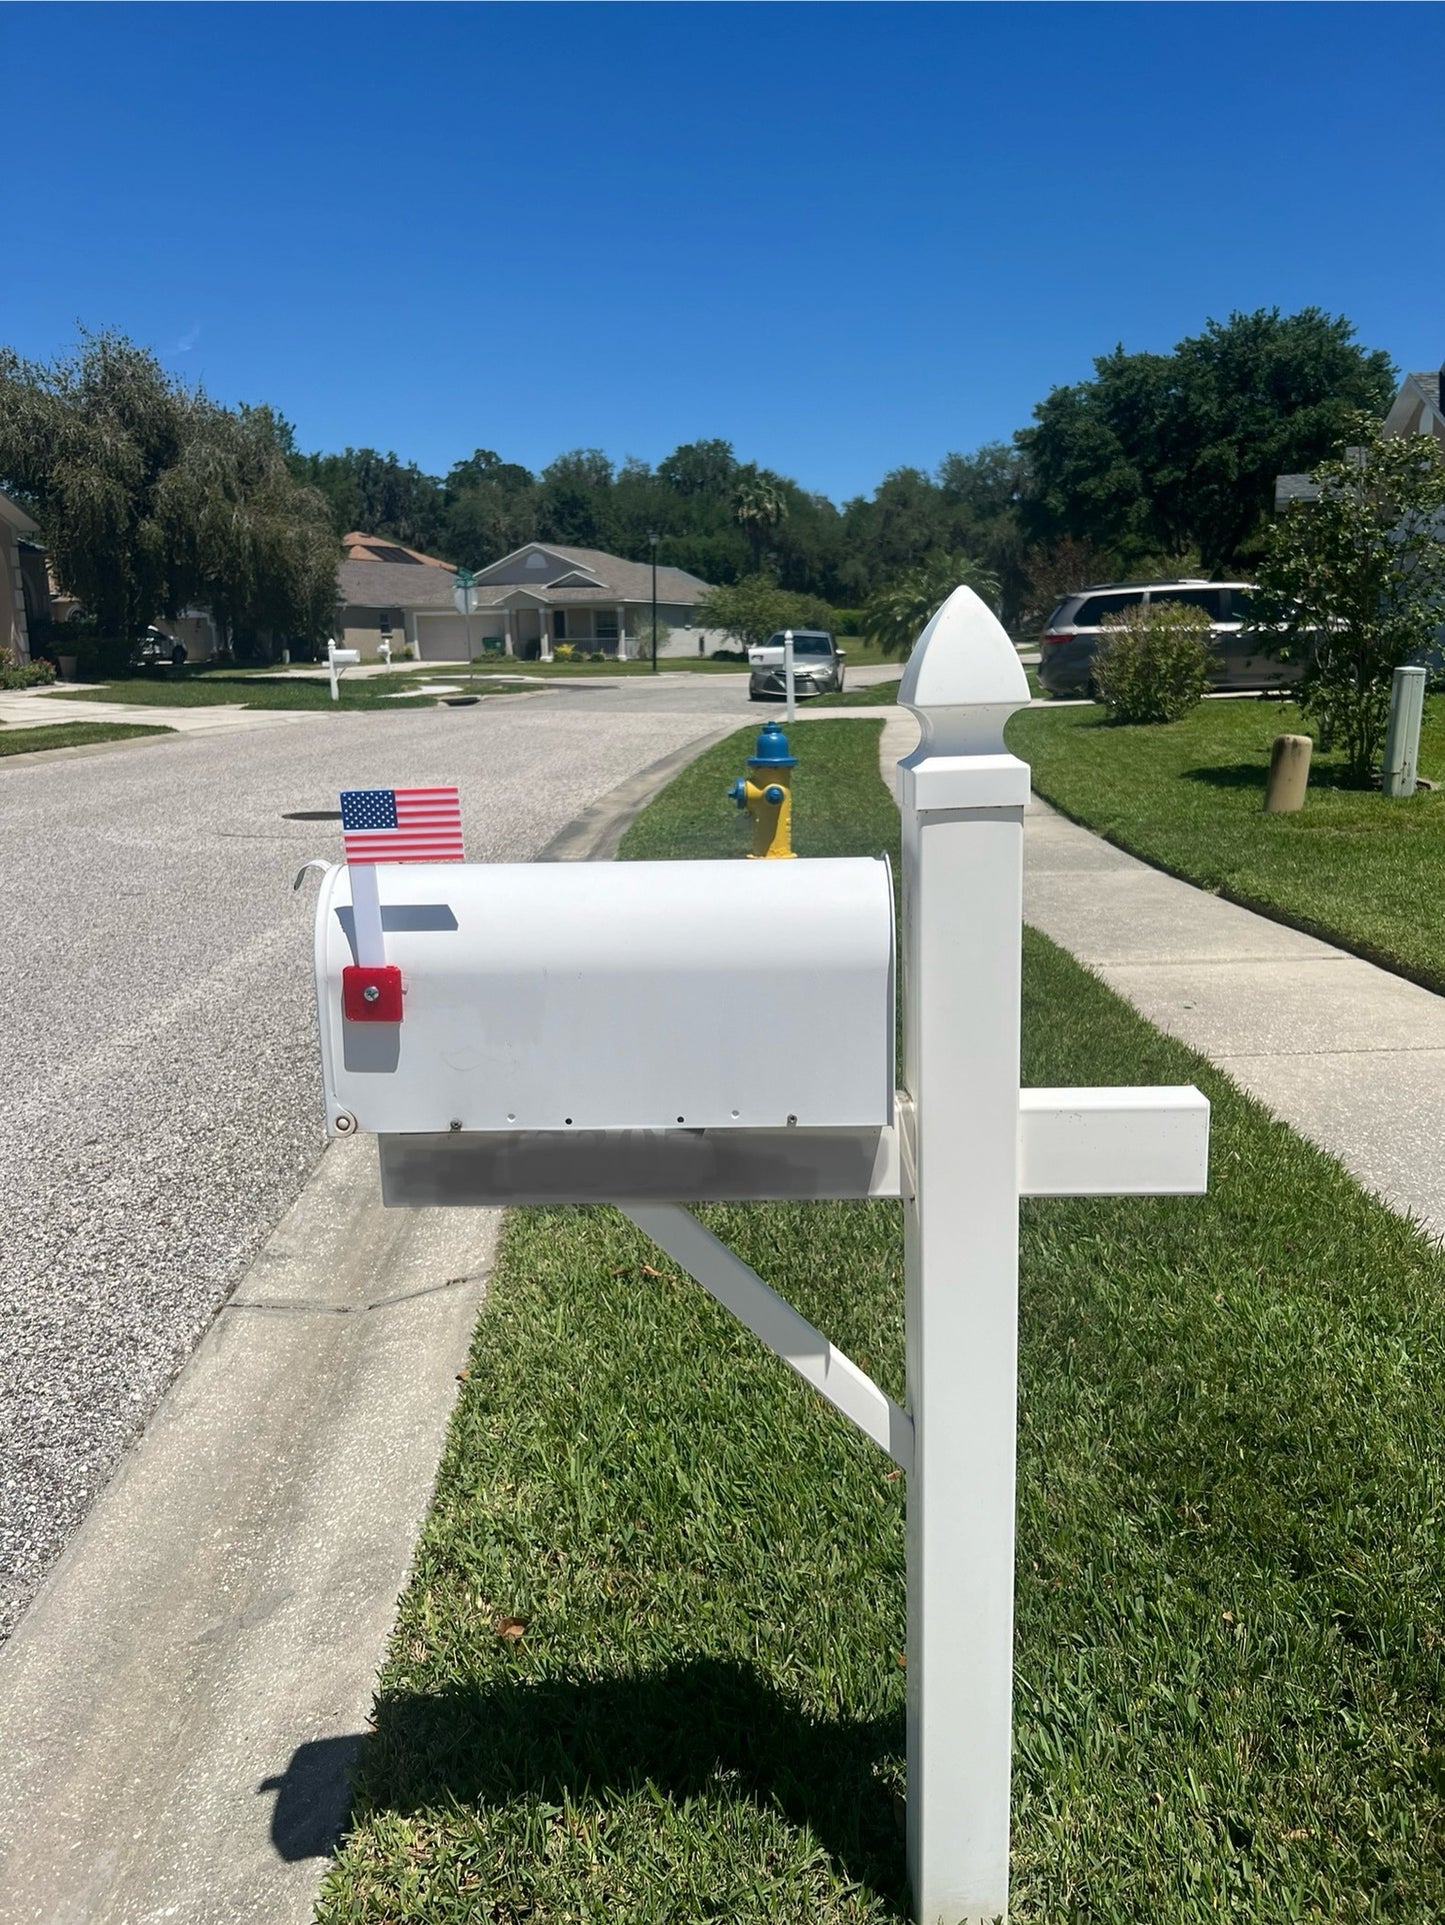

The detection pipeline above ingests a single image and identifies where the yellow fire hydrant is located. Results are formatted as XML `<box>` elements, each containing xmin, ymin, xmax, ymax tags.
<box><xmin>728</xmin><ymin>720</ymin><xmax>797</xmax><ymax>858</ymax></box>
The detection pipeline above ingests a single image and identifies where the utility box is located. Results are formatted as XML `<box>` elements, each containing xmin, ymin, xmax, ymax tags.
<box><xmin>314</xmin><ymin>856</ymin><xmax>895</xmax><ymax>1138</ymax></box>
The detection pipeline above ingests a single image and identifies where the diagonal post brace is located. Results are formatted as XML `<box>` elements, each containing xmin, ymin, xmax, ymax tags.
<box><xmin>621</xmin><ymin>1203</ymin><xmax>913</xmax><ymax>1474</ymax></box>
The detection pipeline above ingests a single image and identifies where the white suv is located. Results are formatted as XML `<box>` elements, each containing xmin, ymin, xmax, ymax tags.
<box><xmin>1038</xmin><ymin>580</ymin><xmax>1298</xmax><ymax>697</ymax></box>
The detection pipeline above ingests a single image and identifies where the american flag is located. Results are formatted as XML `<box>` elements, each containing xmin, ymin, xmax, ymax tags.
<box><xmin>340</xmin><ymin>787</ymin><xmax>464</xmax><ymax>865</ymax></box>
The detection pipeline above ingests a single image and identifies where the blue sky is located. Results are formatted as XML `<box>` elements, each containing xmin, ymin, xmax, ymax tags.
<box><xmin>5</xmin><ymin>2</ymin><xmax>1442</xmax><ymax>502</ymax></box>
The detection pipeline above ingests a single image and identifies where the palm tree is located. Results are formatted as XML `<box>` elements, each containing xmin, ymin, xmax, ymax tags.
<box><xmin>732</xmin><ymin>469</ymin><xmax>787</xmax><ymax>571</ymax></box>
<box><xmin>861</xmin><ymin>552</ymin><xmax>1002</xmax><ymax>657</ymax></box>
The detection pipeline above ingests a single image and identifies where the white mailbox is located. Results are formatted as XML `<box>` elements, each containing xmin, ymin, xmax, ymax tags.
<box><xmin>314</xmin><ymin>855</ymin><xmax>894</xmax><ymax>1140</ymax></box>
<box><xmin>302</xmin><ymin>589</ymin><xmax>1213</xmax><ymax>1925</ymax></box>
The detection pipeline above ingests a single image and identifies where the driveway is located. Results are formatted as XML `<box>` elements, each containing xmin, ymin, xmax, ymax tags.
<box><xmin>0</xmin><ymin>693</ymin><xmax>747</xmax><ymax>1642</ymax></box>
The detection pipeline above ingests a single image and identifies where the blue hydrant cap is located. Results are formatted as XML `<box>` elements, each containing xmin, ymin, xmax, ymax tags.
<box><xmin>748</xmin><ymin>721</ymin><xmax>797</xmax><ymax>769</ymax></box>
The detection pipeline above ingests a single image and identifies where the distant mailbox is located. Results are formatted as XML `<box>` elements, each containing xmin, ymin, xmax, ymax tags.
<box><xmin>314</xmin><ymin>856</ymin><xmax>895</xmax><ymax>1138</ymax></box>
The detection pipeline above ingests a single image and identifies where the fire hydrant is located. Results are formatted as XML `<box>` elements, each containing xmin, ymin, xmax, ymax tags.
<box><xmin>728</xmin><ymin>720</ymin><xmax>797</xmax><ymax>858</ymax></box>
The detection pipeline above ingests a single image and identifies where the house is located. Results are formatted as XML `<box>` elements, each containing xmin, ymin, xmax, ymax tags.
<box><xmin>335</xmin><ymin>531</ymin><xmax>458</xmax><ymax>659</ymax></box>
<box><xmin>335</xmin><ymin>535</ymin><xmax>716</xmax><ymax>662</ymax></box>
<box><xmin>1276</xmin><ymin>364</ymin><xmax>1445</xmax><ymax>507</ymax></box>
<box><xmin>1</xmin><ymin>488</ymin><xmax>39</xmax><ymax>662</ymax></box>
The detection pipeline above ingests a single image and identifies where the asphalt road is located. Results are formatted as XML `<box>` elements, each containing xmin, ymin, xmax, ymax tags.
<box><xmin>0</xmin><ymin>682</ymin><xmax>775</xmax><ymax>1641</ymax></box>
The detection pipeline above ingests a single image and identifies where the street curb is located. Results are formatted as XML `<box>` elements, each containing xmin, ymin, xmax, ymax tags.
<box><xmin>535</xmin><ymin>727</ymin><xmax>738</xmax><ymax>863</ymax></box>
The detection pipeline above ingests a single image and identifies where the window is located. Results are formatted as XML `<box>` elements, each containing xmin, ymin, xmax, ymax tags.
<box><xmin>526</xmin><ymin>551</ymin><xmax>548</xmax><ymax>570</ymax></box>
<box><xmin>594</xmin><ymin>609</ymin><xmax>619</xmax><ymax>640</ymax></box>
<box><xmin>552</xmin><ymin>610</ymin><xmax>566</xmax><ymax>639</ymax></box>
<box><xmin>1149</xmin><ymin>588</ymin><xmax>1226</xmax><ymax>621</ymax></box>
<box><xmin>1071</xmin><ymin>593</ymin><xmax>1145</xmax><ymax>628</ymax></box>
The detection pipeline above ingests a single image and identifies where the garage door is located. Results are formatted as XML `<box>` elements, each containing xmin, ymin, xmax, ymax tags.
<box><xmin>415</xmin><ymin>614</ymin><xmax>471</xmax><ymax>661</ymax></box>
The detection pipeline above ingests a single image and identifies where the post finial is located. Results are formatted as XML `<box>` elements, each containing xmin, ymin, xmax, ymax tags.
<box><xmin>898</xmin><ymin>586</ymin><xmax>1030</xmax><ymax>757</ymax></box>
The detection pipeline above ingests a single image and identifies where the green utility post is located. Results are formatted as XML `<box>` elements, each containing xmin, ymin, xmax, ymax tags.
<box><xmin>453</xmin><ymin>567</ymin><xmax>478</xmax><ymax>664</ymax></box>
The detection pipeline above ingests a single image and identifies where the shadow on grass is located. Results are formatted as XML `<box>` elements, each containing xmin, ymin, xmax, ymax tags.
<box><xmin>316</xmin><ymin>1657</ymin><xmax>908</xmax><ymax>1911</ymax></box>
<box><xmin>1182</xmin><ymin>759</ymin><xmax>1368</xmax><ymax>795</ymax></box>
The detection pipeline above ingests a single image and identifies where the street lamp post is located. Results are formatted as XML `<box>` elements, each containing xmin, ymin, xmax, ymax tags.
<box><xmin>649</xmin><ymin>529</ymin><xmax>659</xmax><ymax>674</ymax></box>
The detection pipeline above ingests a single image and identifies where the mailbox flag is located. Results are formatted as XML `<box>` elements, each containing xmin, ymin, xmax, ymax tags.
<box><xmin>340</xmin><ymin>787</ymin><xmax>464</xmax><ymax>865</ymax></box>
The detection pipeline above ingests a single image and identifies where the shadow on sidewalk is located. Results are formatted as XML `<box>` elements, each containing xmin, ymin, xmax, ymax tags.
<box><xmin>270</xmin><ymin>1657</ymin><xmax>907</xmax><ymax>1910</ymax></box>
<box><xmin>259</xmin><ymin>1732</ymin><xmax>365</xmax><ymax>1862</ymax></box>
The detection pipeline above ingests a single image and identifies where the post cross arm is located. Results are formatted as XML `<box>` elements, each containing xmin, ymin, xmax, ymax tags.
<box><xmin>1019</xmin><ymin>1085</ymin><xmax>1209</xmax><ymax>1196</ymax></box>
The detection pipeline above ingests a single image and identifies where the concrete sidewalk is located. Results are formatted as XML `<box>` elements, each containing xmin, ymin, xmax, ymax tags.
<box><xmin>0</xmin><ymin>685</ymin><xmax>312</xmax><ymax>734</ymax></box>
<box><xmin>880</xmin><ymin>709</ymin><xmax>1445</xmax><ymax>1241</ymax></box>
<box><xmin>0</xmin><ymin>1139</ymin><xmax>497</xmax><ymax>1925</ymax></box>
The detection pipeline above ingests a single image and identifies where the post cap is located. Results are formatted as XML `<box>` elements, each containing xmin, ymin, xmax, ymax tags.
<box><xmin>898</xmin><ymin>585</ymin><xmax>1030</xmax><ymax>755</ymax></box>
<box><xmin>748</xmin><ymin>721</ymin><xmax>798</xmax><ymax>768</ymax></box>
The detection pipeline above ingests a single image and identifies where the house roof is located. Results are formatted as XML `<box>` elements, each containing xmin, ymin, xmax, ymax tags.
<box><xmin>338</xmin><ymin>540</ymin><xmax>715</xmax><ymax>613</ymax></box>
<box><xmin>1381</xmin><ymin>370</ymin><xmax>1445</xmax><ymax>440</ymax></box>
<box><xmin>473</xmin><ymin>542</ymin><xmax>712</xmax><ymax>604</ymax></box>
<box><xmin>342</xmin><ymin>532</ymin><xmax>454</xmax><ymax>569</ymax></box>
<box><xmin>0</xmin><ymin>488</ymin><xmax>39</xmax><ymax>537</ymax></box>
<box><xmin>337</xmin><ymin>558</ymin><xmax>461</xmax><ymax>611</ymax></box>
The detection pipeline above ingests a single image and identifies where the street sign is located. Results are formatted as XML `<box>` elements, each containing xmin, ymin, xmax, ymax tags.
<box><xmin>452</xmin><ymin>570</ymin><xmax>478</xmax><ymax>618</ymax></box>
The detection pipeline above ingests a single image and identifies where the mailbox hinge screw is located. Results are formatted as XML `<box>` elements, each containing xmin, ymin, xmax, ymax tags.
<box><xmin>449</xmin><ymin>1118</ymin><xmax>463</xmax><ymax>1133</ymax></box>
<box><xmin>362</xmin><ymin>984</ymin><xmax>381</xmax><ymax>1004</ymax></box>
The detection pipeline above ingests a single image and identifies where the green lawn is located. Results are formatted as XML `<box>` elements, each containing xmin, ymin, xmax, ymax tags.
<box><xmin>0</xmin><ymin>720</ymin><xmax>173</xmax><ymax>756</ymax></box>
<box><xmin>809</xmin><ymin>677</ymin><xmax>901</xmax><ymax>708</ymax></box>
<box><xmin>1009</xmin><ymin>693</ymin><xmax>1445</xmax><ymax>992</ymax></box>
<box><xmin>317</xmin><ymin>720</ymin><xmax>1445</xmax><ymax>1924</ymax></box>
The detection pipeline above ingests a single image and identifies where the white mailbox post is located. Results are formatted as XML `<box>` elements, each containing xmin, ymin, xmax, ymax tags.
<box><xmin>326</xmin><ymin>636</ymin><xmax>360</xmax><ymax>702</ymax></box>
<box><xmin>308</xmin><ymin>587</ymin><xmax>1210</xmax><ymax>1923</ymax></box>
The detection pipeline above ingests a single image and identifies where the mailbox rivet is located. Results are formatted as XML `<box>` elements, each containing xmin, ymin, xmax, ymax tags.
<box><xmin>333</xmin><ymin>1111</ymin><xmax>356</xmax><ymax>1135</ymax></box>
<box><xmin>362</xmin><ymin>984</ymin><xmax>381</xmax><ymax>1004</ymax></box>
<box><xmin>449</xmin><ymin>1119</ymin><xmax>463</xmax><ymax>1133</ymax></box>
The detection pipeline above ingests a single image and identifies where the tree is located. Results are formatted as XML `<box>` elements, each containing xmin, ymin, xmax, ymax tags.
<box><xmin>697</xmin><ymin>573</ymin><xmax>834</xmax><ymax>651</ymax></box>
<box><xmin>1255</xmin><ymin>421</ymin><xmax>1445</xmax><ymax>783</ymax></box>
<box><xmin>538</xmin><ymin>448</ymin><xmax>615</xmax><ymax>547</ymax></box>
<box><xmin>861</xmin><ymin>553</ymin><xmax>1001</xmax><ymax>657</ymax></box>
<box><xmin>732</xmin><ymin>466</ymin><xmax>788</xmax><ymax>570</ymax></box>
<box><xmin>157</xmin><ymin>403</ymin><xmax>337</xmax><ymax>648</ymax></box>
<box><xmin>0</xmin><ymin>329</ymin><xmax>337</xmax><ymax>644</ymax></box>
<box><xmin>657</xmin><ymin>438</ymin><xmax>738</xmax><ymax>498</ymax></box>
<box><xmin>1020</xmin><ymin>309</ymin><xmax>1396</xmax><ymax>572</ymax></box>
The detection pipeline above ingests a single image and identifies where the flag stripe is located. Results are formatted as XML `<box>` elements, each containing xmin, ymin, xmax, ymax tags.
<box><xmin>341</xmin><ymin>783</ymin><xmax>464</xmax><ymax>865</ymax></box>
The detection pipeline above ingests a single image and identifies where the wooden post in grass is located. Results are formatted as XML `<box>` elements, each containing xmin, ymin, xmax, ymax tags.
<box><xmin>1264</xmin><ymin>733</ymin><xmax>1312</xmax><ymax>814</ymax></box>
<box><xmin>897</xmin><ymin>590</ymin><xmax>1031</xmax><ymax>1924</ymax></box>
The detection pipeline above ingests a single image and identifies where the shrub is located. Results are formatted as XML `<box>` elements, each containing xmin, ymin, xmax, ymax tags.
<box><xmin>552</xmin><ymin>642</ymin><xmax>578</xmax><ymax>661</ymax></box>
<box><xmin>0</xmin><ymin>646</ymin><xmax>56</xmax><ymax>689</ymax></box>
<box><xmin>1093</xmin><ymin>599</ymin><xmax>1214</xmax><ymax>723</ymax></box>
<box><xmin>630</xmin><ymin>615</ymin><xmax>671</xmax><ymax>658</ymax></box>
<box><xmin>73</xmin><ymin>636</ymin><xmax>135</xmax><ymax>681</ymax></box>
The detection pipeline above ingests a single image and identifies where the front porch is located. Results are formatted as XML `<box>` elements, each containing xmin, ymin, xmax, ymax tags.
<box><xmin>484</xmin><ymin>595</ymin><xmax>631</xmax><ymax>662</ymax></box>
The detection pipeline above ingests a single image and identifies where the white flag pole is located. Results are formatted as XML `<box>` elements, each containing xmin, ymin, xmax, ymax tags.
<box><xmin>784</xmin><ymin>628</ymin><xmax>796</xmax><ymax>723</ymax></box>
<box><xmin>349</xmin><ymin>861</ymin><xmax>386</xmax><ymax>967</ymax></box>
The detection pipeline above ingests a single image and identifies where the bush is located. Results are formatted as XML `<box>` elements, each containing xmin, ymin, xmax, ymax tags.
<box><xmin>0</xmin><ymin>646</ymin><xmax>56</xmax><ymax>689</ymax></box>
<box><xmin>708</xmin><ymin>647</ymin><xmax>749</xmax><ymax>663</ymax></box>
<box><xmin>552</xmin><ymin>642</ymin><xmax>578</xmax><ymax>661</ymax></box>
<box><xmin>1093</xmin><ymin>599</ymin><xmax>1214</xmax><ymax>723</ymax></box>
<box><xmin>73</xmin><ymin>636</ymin><xmax>136</xmax><ymax>681</ymax></box>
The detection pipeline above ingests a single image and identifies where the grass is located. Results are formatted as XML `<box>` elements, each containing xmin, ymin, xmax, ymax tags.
<box><xmin>317</xmin><ymin>720</ymin><xmax>1445</xmax><ymax>1923</ymax></box>
<box><xmin>1008</xmin><ymin>693</ymin><xmax>1445</xmax><ymax>993</ymax></box>
<box><xmin>0</xmin><ymin>720</ymin><xmax>172</xmax><ymax>756</ymax></box>
<box><xmin>809</xmin><ymin>677</ymin><xmax>902</xmax><ymax>708</ymax></box>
